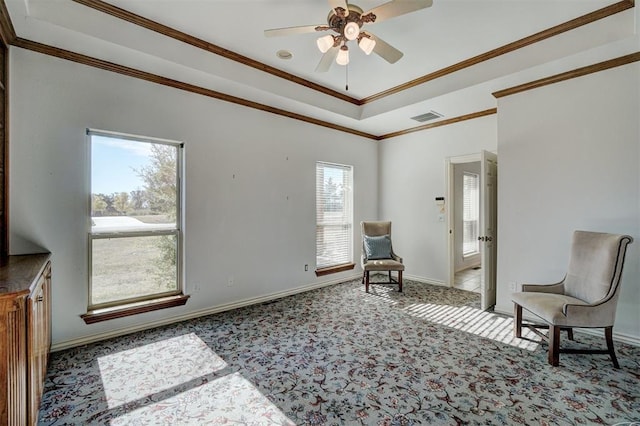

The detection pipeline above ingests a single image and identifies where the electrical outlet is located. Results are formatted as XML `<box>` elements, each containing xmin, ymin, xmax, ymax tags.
<box><xmin>193</xmin><ymin>283</ymin><xmax>201</xmax><ymax>292</ymax></box>
<box><xmin>509</xmin><ymin>281</ymin><xmax>517</xmax><ymax>292</ymax></box>
<box><xmin>305</xmin><ymin>264</ymin><xmax>309</xmax><ymax>271</ymax></box>
<box><xmin>227</xmin><ymin>276</ymin><xmax>234</xmax><ymax>287</ymax></box>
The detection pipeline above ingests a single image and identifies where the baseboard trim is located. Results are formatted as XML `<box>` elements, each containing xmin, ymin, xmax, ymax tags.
<box><xmin>51</xmin><ymin>273</ymin><xmax>361</xmax><ymax>352</ymax></box>
<box><xmin>494</xmin><ymin>305</ymin><xmax>640</xmax><ymax>347</ymax></box>
<box><xmin>404</xmin><ymin>274</ymin><xmax>447</xmax><ymax>287</ymax></box>
<box><xmin>53</xmin><ymin>276</ymin><xmax>639</xmax><ymax>351</ymax></box>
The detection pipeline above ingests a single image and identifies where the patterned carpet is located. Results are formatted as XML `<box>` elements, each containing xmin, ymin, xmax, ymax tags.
<box><xmin>39</xmin><ymin>277</ymin><xmax>640</xmax><ymax>425</ymax></box>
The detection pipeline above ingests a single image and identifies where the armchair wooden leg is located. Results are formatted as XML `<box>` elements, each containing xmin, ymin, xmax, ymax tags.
<box><xmin>361</xmin><ymin>271</ymin><xmax>365</xmax><ymax>284</ymax></box>
<box><xmin>365</xmin><ymin>271</ymin><xmax>370</xmax><ymax>293</ymax></box>
<box><xmin>514</xmin><ymin>304</ymin><xmax>522</xmax><ymax>338</ymax></box>
<box><xmin>549</xmin><ymin>325</ymin><xmax>560</xmax><ymax>366</ymax></box>
<box><xmin>567</xmin><ymin>328</ymin><xmax>574</xmax><ymax>341</ymax></box>
<box><xmin>398</xmin><ymin>271</ymin><xmax>403</xmax><ymax>292</ymax></box>
<box><xmin>605</xmin><ymin>327</ymin><xmax>620</xmax><ymax>369</ymax></box>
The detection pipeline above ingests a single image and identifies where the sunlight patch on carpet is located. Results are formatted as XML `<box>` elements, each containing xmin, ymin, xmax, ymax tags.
<box><xmin>403</xmin><ymin>303</ymin><xmax>541</xmax><ymax>350</ymax></box>
<box><xmin>110</xmin><ymin>372</ymin><xmax>295</xmax><ymax>425</ymax></box>
<box><xmin>98</xmin><ymin>333</ymin><xmax>227</xmax><ymax>408</ymax></box>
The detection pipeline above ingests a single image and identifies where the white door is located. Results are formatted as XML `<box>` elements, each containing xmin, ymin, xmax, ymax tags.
<box><xmin>480</xmin><ymin>150</ymin><xmax>497</xmax><ymax>310</ymax></box>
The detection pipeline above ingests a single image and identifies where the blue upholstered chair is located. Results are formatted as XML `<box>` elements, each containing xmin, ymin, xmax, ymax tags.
<box><xmin>361</xmin><ymin>221</ymin><xmax>404</xmax><ymax>293</ymax></box>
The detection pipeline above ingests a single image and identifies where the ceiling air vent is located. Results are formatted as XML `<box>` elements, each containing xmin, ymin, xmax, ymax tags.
<box><xmin>410</xmin><ymin>111</ymin><xmax>443</xmax><ymax>123</ymax></box>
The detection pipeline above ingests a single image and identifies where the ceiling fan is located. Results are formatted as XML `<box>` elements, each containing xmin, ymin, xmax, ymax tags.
<box><xmin>264</xmin><ymin>0</ymin><xmax>433</xmax><ymax>72</ymax></box>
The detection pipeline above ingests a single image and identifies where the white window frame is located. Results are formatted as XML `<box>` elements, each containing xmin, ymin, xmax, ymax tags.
<box><xmin>87</xmin><ymin>129</ymin><xmax>184</xmax><ymax>310</ymax></box>
<box><xmin>315</xmin><ymin>161</ymin><xmax>354</xmax><ymax>272</ymax></box>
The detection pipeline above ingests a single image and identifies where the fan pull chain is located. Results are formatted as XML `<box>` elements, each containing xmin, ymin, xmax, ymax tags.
<box><xmin>345</xmin><ymin>63</ymin><xmax>349</xmax><ymax>91</ymax></box>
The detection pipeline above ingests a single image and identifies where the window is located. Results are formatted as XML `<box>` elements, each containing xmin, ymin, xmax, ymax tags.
<box><xmin>88</xmin><ymin>130</ymin><xmax>184</xmax><ymax>313</ymax></box>
<box><xmin>316</xmin><ymin>162</ymin><xmax>354</xmax><ymax>274</ymax></box>
<box><xmin>463</xmin><ymin>172</ymin><xmax>480</xmax><ymax>256</ymax></box>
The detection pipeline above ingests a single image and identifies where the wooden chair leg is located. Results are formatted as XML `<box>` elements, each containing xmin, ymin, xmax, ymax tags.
<box><xmin>567</xmin><ymin>328</ymin><xmax>574</xmax><ymax>341</ymax></box>
<box><xmin>361</xmin><ymin>271</ymin><xmax>365</xmax><ymax>284</ymax></box>
<box><xmin>388</xmin><ymin>271</ymin><xmax>392</xmax><ymax>282</ymax></box>
<box><xmin>365</xmin><ymin>271</ymin><xmax>370</xmax><ymax>293</ymax></box>
<box><xmin>514</xmin><ymin>304</ymin><xmax>522</xmax><ymax>338</ymax></box>
<box><xmin>398</xmin><ymin>271</ymin><xmax>403</xmax><ymax>292</ymax></box>
<box><xmin>549</xmin><ymin>325</ymin><xmax>560</xmax><ymax>366</ymax></box>
<box><xmin>605</xmin><ymin>326</ymin><xmax>620</xmax><ymax>369</ymax></box>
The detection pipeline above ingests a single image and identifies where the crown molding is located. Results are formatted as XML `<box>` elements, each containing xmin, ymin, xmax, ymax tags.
<box><xmin>12</xmin><ymin>38</ymin><xmax>379</xmax><ymax>140</ymax></box>
<box><xmin>12</xmin><ymin>37</ymin><xmax>499</xmax><ymax>141</ymax></box>
<box><xmin>377</xmin><ymin>109</ymin><xmax>497</xmax><ymax>141</ymax></box>
<box><xmin>0</xmin><ymin>0</ymin><xmax>16</xmax><ymax>46</ymax></box>
<box><xmin>492</xmin><ymin>52</ymin><xmax>640</xmax><ymax>98</ymax></box>
<box><xmin>12</xmin><ymin>36</ymin><xmax>639</xmax><ymax>141</ymax></box>
<box><xmin>360</xmin><ymin>0</ymin><xmax>634</xmax><ymax>104</ymax></box>
<box><xmin>71</xmin><ymin>0</ymin><xmax>362</xmax><ymax>106</ymax></box>
<box><xmin>70</xmin><ymin>0</ymin><xmax>633</xmax><ymax>106</ymax></box>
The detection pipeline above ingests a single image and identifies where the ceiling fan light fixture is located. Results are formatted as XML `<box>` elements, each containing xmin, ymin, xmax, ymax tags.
<box><xmin>336</xmin><ymin>45</ymin><xmax>349</xmax><ymax>65</ymax></box>
<box><xmin>316</xmin><ymin>34</ymin><xmax>335</xmax><ymax>53</ymax></box>
<box><xmin>343</xmin><ymin>21</ymin><xmax>360</xmax><ymax>41</ymax></box>
<box><xmin>358</xmin><ymin>37</ymin><xmax>376</xmax><ymax>55</ymax></box>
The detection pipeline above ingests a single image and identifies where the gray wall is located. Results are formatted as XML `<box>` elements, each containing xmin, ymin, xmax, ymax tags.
<box><xmin>378</xmin><ymin>62</ymin><xmax>639</xmax><ymax>341</ymax></box>
<box><xmin>10</xmin><ymin>48</ymin><xmax>378</xmax><ymax>347</ymax></box>
<box><xmin>495</xmin><ymin>62</ymin><xmax>639</xmax><ymax>339</ymax></box>
<box><xmin>10</xmin><ymin>45</ymin><xmax>640</xmax><ymax>347</ymax></box>
<box><xmin>378</xmin><ymin>117</ymin><xmax>498</xmax><ymax>285</ymax></box>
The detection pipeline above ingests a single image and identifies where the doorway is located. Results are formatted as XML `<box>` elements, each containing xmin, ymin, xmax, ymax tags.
<box><xmin>446</xmin><ymin>151</ymin><xmax>497</xmax><ymax>310</ymax></box>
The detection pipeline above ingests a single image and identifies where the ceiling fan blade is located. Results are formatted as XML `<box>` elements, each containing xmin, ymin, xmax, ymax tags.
<box><xmin>315</xmin><ymin>46</ymin><xmax>339</xmax><ymax>72</ymax></box>
<box><xmin>328</xmin><ymin>0</ymin><xmax>349</xmax><ymax>16</ymax></box>
<box><xmin>264</xmin><ymin>24</ymin><xmax>326</xmax><ymax>38</ymax></box>
<box><xmin>370</xmin><ymin>34</ymin><xmax>404</xmax><ymax>64</ymax></box>
<box><xmin>364</xmin><ymin>0</ymin><xmax>433</xmax><ymax>24</ymax></box>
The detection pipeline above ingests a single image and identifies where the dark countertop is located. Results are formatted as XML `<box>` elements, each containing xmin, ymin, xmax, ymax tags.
<box><xmin>0</xmin><ymin>253</ymin><xmax>51</xmax><ymax>298</ymax></box>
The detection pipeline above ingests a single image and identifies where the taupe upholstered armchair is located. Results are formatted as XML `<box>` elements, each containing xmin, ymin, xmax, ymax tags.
<box><xmin>361</xmin><ymin>221</ymin><xmax>404</xmax><ymax>293</ymax></box>
<box><xmin>512</xmin><ymin>230</ymin><xmax>633</xmax><ymax>367</ymax></box>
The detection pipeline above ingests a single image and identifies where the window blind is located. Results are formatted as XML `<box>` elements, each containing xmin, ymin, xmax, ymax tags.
<box><xmin>316</xmin><ymin>162</ymin><xmax>353</xmax><ymax>269</ymax></box>
<box><xmin>463</xmin><ymin>172</ymin><xmax>479</xmax><ymax>255</ymax></box>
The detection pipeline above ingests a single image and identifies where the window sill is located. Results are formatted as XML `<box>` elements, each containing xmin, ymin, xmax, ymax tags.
<box><xmin>81</xmin><ymin>294</ymin><xmax>190</xmax><ymax>324</ymax></box>
<box><xmin>315</xmin><ymin>263</ymin><xmax>355</xmax><ymax>277</ymax></box>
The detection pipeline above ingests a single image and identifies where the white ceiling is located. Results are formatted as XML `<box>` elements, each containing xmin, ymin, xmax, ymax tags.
<box><xmin>6</xmin><ymin>0</ymin><xmax>638</xmax><ymax>136</ymax></box>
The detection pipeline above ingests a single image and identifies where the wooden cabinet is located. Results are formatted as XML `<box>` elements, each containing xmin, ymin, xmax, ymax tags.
<box><xmin>0</xmin><ymin>289</ymin><xmax>27</xmax><ymax>425</ymax></box>
<box><xmin>27</xmin><ymin>260</ymin><xmax>51</xmax><ymax>424</ymax></box>
<box><xmin>0</xmin><ymin>254</ymin><xmax>51</xmax><ymax>426</ymax></box>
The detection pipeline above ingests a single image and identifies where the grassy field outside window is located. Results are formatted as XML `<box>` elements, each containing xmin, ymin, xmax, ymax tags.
<box><xmin>88</xmin><ymin>130</ymin><xmax>183</xmax><ymax>309</ymax></box>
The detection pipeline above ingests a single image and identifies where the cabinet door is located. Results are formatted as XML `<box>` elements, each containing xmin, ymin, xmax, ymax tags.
<box><xmin>27</xmin><ymin>261</ymin><xmax>51</xmax><ymax>425</ymax></box>
<box><xmin>0</xmin><ymin>296</ymin><xmax>27</xmax><ymax>426</ymax></box>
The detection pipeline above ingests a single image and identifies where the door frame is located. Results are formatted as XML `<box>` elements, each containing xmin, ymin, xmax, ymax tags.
<box><xmin>445</xmin><ymin>152</ymin><xmax>497</xmax><ymax>309</ymax></box>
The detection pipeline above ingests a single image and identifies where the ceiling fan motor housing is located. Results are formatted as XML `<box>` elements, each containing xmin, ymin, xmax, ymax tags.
<box><xmin>327</xmin><ymin>4</ymin><xmax>376</xmax><ymax>41</ymax></box>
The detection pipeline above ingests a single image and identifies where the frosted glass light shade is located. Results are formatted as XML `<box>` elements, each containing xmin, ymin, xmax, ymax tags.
<box><xmin>343</xmin><ymin>22</ymin><xmax>360</xmax><ymax>41</ymax></box>
<box><xmin>316</xmin><ymin>35</ymin><xmax>335</xmax><ymax>53</ymax></box>
<box><xmin>336</xmin><ymin>47</ymin><xmax>349</xmax><ymax>65</ymax></box>
<box><xmin>359</xmin><ymin>37</ymin><xmax>376</xmax><ymax>55</ymax></box>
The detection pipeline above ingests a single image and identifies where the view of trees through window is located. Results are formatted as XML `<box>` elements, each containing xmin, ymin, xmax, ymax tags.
<box><xmin>89</xmin><ymin>132</ymin><xmax>182</xmax><ymax>308</ymax></box>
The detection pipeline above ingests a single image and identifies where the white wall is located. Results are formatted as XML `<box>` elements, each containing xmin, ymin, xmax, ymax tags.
<box><xmin>378</xmin><ymin>117</ymin><xmax>498</xmax><ymax>284</ymax></box>
<box><xmin>9</xmin><ymin>48</ymin><xmax>378</xmax><ymax>347</ymax></box>
<box><xmin>453</xmin><ymin>161</ymin><xmax>482</xmax><ymax>272</ymax></box>
<box><xmin>496</xmin><ymin>63</ymin><xmax>640</xmax><ymax>339</ymax></box>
